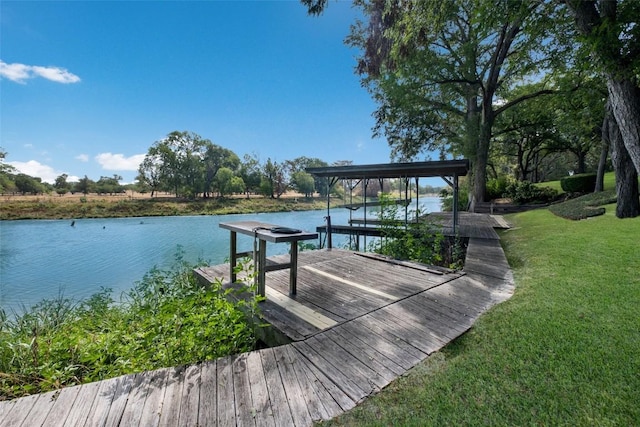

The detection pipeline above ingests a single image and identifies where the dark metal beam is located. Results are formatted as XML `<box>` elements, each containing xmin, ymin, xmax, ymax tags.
<box><xmin>306</xmin><ymin>159</ymin><xmax>469</xmax><ymax>179</ymax></box>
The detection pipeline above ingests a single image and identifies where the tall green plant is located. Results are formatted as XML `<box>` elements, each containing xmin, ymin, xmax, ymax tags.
<box><xmin>375</xmin><ymin>193</ymin><xmax>465</xmax><ymax>269</ymax></box>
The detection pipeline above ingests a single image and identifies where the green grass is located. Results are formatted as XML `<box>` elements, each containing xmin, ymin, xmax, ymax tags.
<box><xmin>535</xmin><ymin>171</ymin><xmax>617</xmax><ymax>194</ymax></box>
<box><xmin>319</xmin><ymin>206</ymin><xmax>640</xmax><ymax>425</ymax></box>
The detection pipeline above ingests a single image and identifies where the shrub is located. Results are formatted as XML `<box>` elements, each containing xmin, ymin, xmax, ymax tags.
<box><xmin>0</xmin><ymin>253</ymin><xmax>260</xmax><ymax>400</ymax></box>
<box><xmin>504</xmin><ymin>180</ymin><xmax>558</xmax><ymax>204</ymax></box>
<box><xmin>440</xmin><ymin>186</ymin><xmax>469</xmax><ymax>212</ymax></box>
<box><xmin>374</xmin><ymin>194</ymin><xmax>467</xmax><ymax>269</ymax></box>
<box><xmin>549</xmin><ymin>190</ymin><xmax>618</xmax><ymax>220</ymax></box>
<box><xmin>560</xmin><ymin>173</ymin><xmax>597</xmax><ymax>193</ymax></box>
<box><xmin>485</xmin><ymin>176</ymin><xmax>509</xmax><ymax>200</ymax></box>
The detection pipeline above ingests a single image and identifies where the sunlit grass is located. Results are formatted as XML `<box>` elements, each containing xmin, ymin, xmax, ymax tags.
<box><xmin>320</xmin><ymin>206</ymin><xmax>640</xmax><ymax>425</ymax></box>
<box><xmin>536</xmin><ymin>171</ymin><xmax>619</xmax><ymax>194</ymax></box>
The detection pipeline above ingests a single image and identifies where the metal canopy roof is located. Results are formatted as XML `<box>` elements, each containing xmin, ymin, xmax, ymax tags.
<box><xmin>306</xmin><ymin>159</ymin><xmax>469</xmax><ymax>180</ymax></box>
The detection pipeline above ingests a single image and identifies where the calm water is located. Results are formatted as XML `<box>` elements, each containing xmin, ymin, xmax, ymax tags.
<box><xmin>0</xmin><ymin>197</ymin><xmax>441</xmax><ymax>313</ymax></box>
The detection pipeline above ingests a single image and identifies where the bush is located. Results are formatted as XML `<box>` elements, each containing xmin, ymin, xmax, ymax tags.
<box><xmin>504</xmin><ymin>180</ymin><xmax>558</xmax><ymax>204</ymax></box>
<box><xmin>0</xmin><ymin>254</ymin><xmax>260</xmax><ymax>400</ymax></box>
<box><xmin>485</xmin><ymin>176</ymin><xmax>509</xmax><ymax>200</ymax></box>
<box><xmin>374</xmin><ymin>194</ymin><xmax>467</xmax><ymax>269</ymax></box>
<box><xmin>440</xmin><ymin>186</ymin><xmax>469</xmax><ymax>212</ymax></box>
<box><xmin>549</xmin><ymin>190</ymin><xmax>618</xmax><ymax>220</ymax></box>
<box><xmin>560</xmin><ymin>173</ymin><xmax>597</xmax><ymax>193</ymax></box>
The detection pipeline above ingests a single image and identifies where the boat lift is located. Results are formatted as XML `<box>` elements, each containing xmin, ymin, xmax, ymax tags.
<box><xmin>306</xmin><ymin>159</ymin><xmax>470</xmax><ymax>250</ymax></box>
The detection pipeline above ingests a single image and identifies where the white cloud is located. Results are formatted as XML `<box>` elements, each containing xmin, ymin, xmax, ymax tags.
<box><xmin>75</xmin><ymin>154</ymin><xmax>89</xmax><ymax>162</ymax></box>
<box><xmin>95</xmin><ymin>153</ymin><xmax>145</xmax><ymax>171</ymax></box>
<box><xmin>8</xmin><ymin>160</ymin><xmax>63</xmax><ymax>184</ymax></box>
<box><xmin>0</xmin><ymin>60</ymin><xmax>80</xmax><ymax>84</ymax></box>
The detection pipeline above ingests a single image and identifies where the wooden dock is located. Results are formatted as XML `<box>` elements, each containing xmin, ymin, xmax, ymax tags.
<box><xmin>0</xmin><ymin>215</ymin><xmax>514</xmax><ymax>427</ymax></box>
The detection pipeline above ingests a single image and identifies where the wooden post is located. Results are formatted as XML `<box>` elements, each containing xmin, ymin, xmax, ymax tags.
<box><xmin>453</xmin><ymin>174</ymin><xmax>459</xmax><ymax>234</ymax></box>
<box><xmin>363</xmin><ymin>179</ymin><xmax>368</xmax><ymax>251</ymax></box>
<box><xmin>230</xmin><ymin>230</ymin><xmax>237</xmax><ymax>283</ymax></box>
<box><xmin>289</xmin><ymin>242</ymin><xmax>298</xmax><ymax>295</ymax></box>
<box><xmin>326</xmin><ymin>177</ymin><xmax>332</xmax><ymax>249</ymax></box>
<box><xmin>258</xmin><ymin>240</ymin><xmax>267</xmax><ymax>297</ymax></box>
<box><xmin>415</xmin><ymin>177</ymin><xmax>419</xmax><ymax>223</ymax></box>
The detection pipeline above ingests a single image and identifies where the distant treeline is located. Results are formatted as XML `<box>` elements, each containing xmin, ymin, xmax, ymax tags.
<box><xmin>1</xmin><ymin>135</ymin><xmax>444</xmax><ymax>200</ymax></box>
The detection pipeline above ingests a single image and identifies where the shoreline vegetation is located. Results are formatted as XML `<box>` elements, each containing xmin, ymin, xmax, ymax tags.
<box><xmin>0</xmin><ymin>255</ymin><xmax>262</xmax><ymax>400</ymax></box>
<box><xmin>0</xmin><ymin>191</ymin><xmax>444</xmax><ymax>221</ymax></box>
<box><xmin>0</xmin><ymin>192</ymin><xmax>334</xmax><ymax>220</ymax></box>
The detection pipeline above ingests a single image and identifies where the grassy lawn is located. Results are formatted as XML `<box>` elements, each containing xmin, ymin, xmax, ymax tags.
<box><xmin>320</xmin><ymin>206</ymin><xmax>639</xmax><ymax>425</ymax></box>
<box><xmin>536</xmin><ymin>171</ymin><xmax>622</xmax><ymax>194</ymax></box>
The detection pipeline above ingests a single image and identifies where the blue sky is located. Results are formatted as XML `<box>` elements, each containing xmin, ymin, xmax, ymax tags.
<box><xmin>1</xmin><ymin>1</ymin><xmax>421</xmax><ymax>185</ymax></box>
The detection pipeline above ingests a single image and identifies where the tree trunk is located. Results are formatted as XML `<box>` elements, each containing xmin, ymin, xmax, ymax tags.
<box><xmin>594</xmin><ymin>140</ymin><xmax>609</xmax><ymax>192</ymax></box>
<box><xmin>595</xmin><ymin>115</ymin><xmax>611</xmax><ymax>192</ymax></box>
<box><xmin>565</xmin><ymin>0</ymin><xmax>640</xmax><ymax>175</ymax></box>
<box><xmin>576</xmin><ymin>151</ymin><xmax>586</xmax><ymax>174</ymax></box>
<box><xmin>605</xmin><ymin>100</ymin><xmax>640</xmax><ymax>218</ymax></box>
<box><xmin>606</xmin><ymin>77</ymin><xmax>640</xmax><ymax>176</ymax></box>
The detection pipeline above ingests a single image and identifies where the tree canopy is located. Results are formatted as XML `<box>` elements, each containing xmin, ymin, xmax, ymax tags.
<box><xmin>343</xmin><ymin>0</ymin><xmax>569</xmax><ymax>203</ymax></box>
<box><xmin>303</xmin><ymin>0</ymin><xmax>640</xmax><ymax>216</ymax></box>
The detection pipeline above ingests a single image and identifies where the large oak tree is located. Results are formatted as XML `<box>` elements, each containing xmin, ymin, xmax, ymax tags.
<box><xmin>563</xmin><ymin>0</ymin><xmax>640</xmax><ymax>217</ymax></box>
<box><xmin>564</xmin><ymin>0</ymin><xmax>640</xmax><ymax>174</ymax></box>
<box><xmin>306</xmin><ymin>0</ymin><xmax>567</xmax><ymax>204</ymax></box>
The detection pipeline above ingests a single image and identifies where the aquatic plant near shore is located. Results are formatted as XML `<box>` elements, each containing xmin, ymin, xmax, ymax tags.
<box><xmin>0</xmin><ymin>251</ymin><xmax>261</xmax><ymax>400</ymax></box>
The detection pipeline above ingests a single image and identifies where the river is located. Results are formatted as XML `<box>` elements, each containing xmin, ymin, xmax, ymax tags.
<box><xmin>0</xmin><ymin>197</ymin><xmax>441</xmax><ymax>314</ymax></box>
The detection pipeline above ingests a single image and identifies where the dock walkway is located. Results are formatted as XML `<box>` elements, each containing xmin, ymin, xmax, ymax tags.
<box><xmin>0</xmin><ymin>215</ymin><xmax>514</xmax><ymax>427</ymax></box>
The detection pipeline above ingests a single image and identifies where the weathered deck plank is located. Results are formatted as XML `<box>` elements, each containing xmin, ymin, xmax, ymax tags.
<box><xmin>103</xmin><ymin>373</ymin><xmax>136</xmax><ymax>427</ymax></box>
<box><xmin>282</xmin><ymin>345</ymin><xmax>353</xmax><ymax>416</ymax></box>
<box><xmin>346</xmin><ymin>316</ymin><xmax>428</xmax><ymax>369</ymax></box>
<box><xmin>232</xmin><ymin>353</ymin><xmax>255</xmax><ymax>426</ymax></box>
<box><xmin>265</xmin><ymin>286</ymin><xmax>338</xmax><ymax>329</ymax></box>
<box><xmin>278</xmin><ymin>345</ymin><xmax>332</xmax><ymax>422</ymax></box>
<box><xmin>157</xmin><ymin>365</ymin><xmax>186</xmax><ymax>427</ymax></box>
<box><xmin>323</xmin><ymin>328</ymin><xmax>400</xmax><ymax>383</ymax></box>
<box><xmin>216</xmin><ymin>355</ymin><xmax>236</xmax><ymax>427</ymax></box>
<box><xmin>64</xmin><ymin>381</ymin><xmax>101</xmax><ymax>427</ymax></box>
<box><xmin>293</xmin><ymin>340</ymin><xmax>369</xmax><ymax>404</ymax></box>
<box><xmin>178</xmin><ymin>364</ymin><xmax>202</xmax><ymax>426</ymax></box>
<box><xmin>118</xmin><ymin>372</ymin><xmax>151</xmax><ymax>426</ymax></box>
<box><xmin>268</xmin><ymin>268</ymin><xmax>387</xmax><ymax>320</ymax></box>
<box><xmin>386</xmin><ymin>298</ymin><xmax>469</xmax><ymax>341</ymax></box>
<box><xmin>272</xmin><ymin>346</ymin><xmax>314</xmax><ymax>427</ymax></box>
<box><xmin>259</xmin><ymin>299</ymin><xmax>321</xmax><ymax>341</ymax></box>
<box><xmin>0</xmin><ymin>400</ymin><xmax>14</xmax><ymax>421</ymax></box>
<box><xmin>0</xmin><ymin>393</ymin><xmax>39</xmax><ymax>426</ymax></box>
<box><xmin>367</xmin><ymin>309</ymin><xmax>445</xmax><ymax>354</ymax></box>
<box><xmin>82</xmin><ymin>376</ymin><xmax>120</xmax><ymax>427</ymax></box>
<box><xmin>309</xmin><ymin>333</ymin><xmax>386</xmax><ymax>391</ymax></box>
<box><xmin>39</xmin><ymin>385</ymin><xmax>81</xmax><ymax>427</ymax></box>
<box><xmin>197</xmin><ymin>360</ymin><xmax>217</xmax><ymax>427</ymax></box>
<box><xmin>138</xmin><ymin>368</ymin><xmax>169</xmax><ymax>427</ymax></box>
<box><xmin>260</xmin><ymin>348</ymin><xmax>295</xmax><ymax>426</ymax></box>
<box><xmin>246</xmin><ymin>350</ymin><xmax>275</xmax><ymax>427</ymax></box>
<box><xmin>338</xmin><ymin>321</ymin><xmax>419</xmax><ymax>371</ymax></box>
